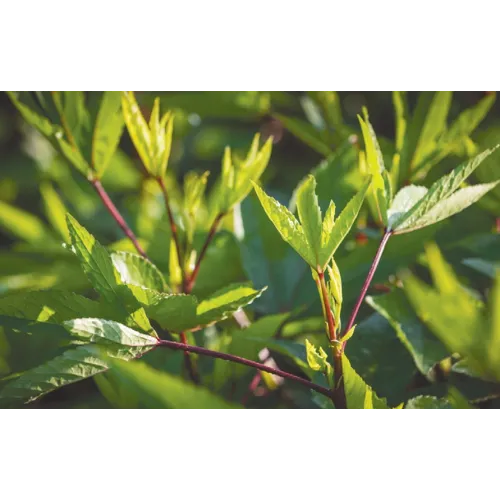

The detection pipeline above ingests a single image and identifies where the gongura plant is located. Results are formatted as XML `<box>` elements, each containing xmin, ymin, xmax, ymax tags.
<box><xmin>0</xmin><ymin>91</ymin><xmax>499</xmax><ymax>409</ymax></box>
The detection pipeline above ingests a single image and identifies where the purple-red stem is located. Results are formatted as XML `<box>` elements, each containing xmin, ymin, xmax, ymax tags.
<box><xmin>184</xmin><ymin>213</ymin><xmax>224</xmax><ymax>294</ymax></box>
<box><xmin>342</xmin><ymin>230</ymin><xmax>392</xmax><ymax>342</ymax></box>
<box><xmin>156</xmin><ymin>339</ymin><xmax>333</xmax><ymax>399</ymax></box>
<box><xmin>91</xmin><ymin>179</ymin><xmax>148</xmax><ymax>260</ymax></box>
<box><xmin>155</xmin><ymin>177</ymin><xmax>198</xmax><ymax>379</ymax></box>
<box><xmin>157</xmin><ymin>176</ymin><xmax>184</xmax><ymax>283</ymax></box>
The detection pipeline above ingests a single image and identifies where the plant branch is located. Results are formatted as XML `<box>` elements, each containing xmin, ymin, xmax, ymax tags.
<box><xmin>184</xmin><ymin>213</ymin><xmax>225</xmax><ymax>294</ymax></box>
<box><xmin>90</xmin><ymin>178</ymin><xmax>148</xmax><ymax>260</ymax></box>
<box><xmin>318</xmin><ymin>271</ymin><xmax>346</xmax><ymax>409</ymax></box>
<box><xmin>156</xmin><ymin>339</ymin><xmax>333</xmax><ymax>399</ymax></box>
<box><xmin>179</xmin><ymin>332</ymin><xmax>200</xmax><ymax>384</ymax></box>
<box><xmin>157</xmin><ymin>176</ymin><xmax>184</xmax><ymax>284</ymax></box>
<box><xmin>342</xmin><ymin>230</ymin><xmax>392</xmax><ymax>341</ymax></box>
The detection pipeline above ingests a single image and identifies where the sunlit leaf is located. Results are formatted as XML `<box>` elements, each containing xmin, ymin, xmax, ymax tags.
<box><xmin>99</xmin><ymin>358</ymin><xmax>240</xmax><ymax>409</ymax></box>
<box><xmin>252</xmin><ymin>182</ymin><xmax>315</xmax><ymax>267</ymax></box>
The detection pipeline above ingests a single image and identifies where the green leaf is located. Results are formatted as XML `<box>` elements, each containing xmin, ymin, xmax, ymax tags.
<box><xmin>318</xmin><ymin>177</ymin><xmax>371</xmax><ymax>268</ymax></box>
<box><xmin>141</xmin><ymin>292</ymin><xmax>198</xmax><ymax>332</ymax></box>
<box><xmin>445</xmin><ymin>93</ymin><xmax>495</xmax><ymax>155</ymax></box>
<box><xmin>159</xmin><ymin>112</ymin><xmax>174</xmax><ymax>178</ymax></box>
<box><xmin>305</xmin><ymin>339</ymin><xmax>330</xmax><ymax>372</ymax></box>
<box><xmin>404</xmin><ymin>274</ymin><xmax>489</xmax><ymax>378</ymax></box>
<box><xmin>40</xmin><ymin>183</ymin><xmax>70</xmax><ymax>243</ymax></box>
<box><xmin>252</xmin><ymin>182</ymin><xmax>315</xmax><ymax>267</ymax></box>
<box><xmin>487</xmin><ymin>272</ymin><xmax>500</xmax><ymax>378</ymax></box>
<box><xmin>342</xmin><ymin>353</ymin><xmax>389</xmax><ymax>409</ymax></box>
<box><xmin>0</xmin><ymin>199</ymin><xmax>54</xmax><ymax>244</ymax></box>
<box><xmin>7</xmin><ymin>91</ymin><xmax>57</xmax><ymax>137</ymax></box>
<box><xmin>229</xmin><ymin>136</ymin><xmax>273</xmax><ymax>208</ymax></box>
<box><xmin>393</xmin><ymin>148</ymin><xmax>499</xmax><ymax>233</ymax></box>
<box><xmin>412</xmin><ymin>91</ymin><xmax>452</xmax><ymax>166</ymax></box>
<box><xmin>405</xmin><ymin>396</ymin><xmax>452</xmax><ymax>409</ymax></box>
<box><xmin>367</xmin><ymin>290</ymin><xmax>449</xmax><ymax>376</ymax></box>
<box><xmin>398</xmin><ymin>182</ymin><xmax>499</xmax><ymax>232</ymax></box>
<box><xmin>92</xmin><ymin>91</ymin><xmax>124</xmax><ymax>176</ymax></box>
<box><xmin>196</xmin><ymin>283</ymin><xmax>266</xmax><ymax>327</ymax></box>
<box><xmin>295</xmin><ymin>175</ymin><xmax>322</xmax><ymax>262</ymax></box>
<box><xmin>358</xmin><ymin>113</ymin><xmax>388</xmax><ymax>224</ymax></box>
<box><xmin>64</xmin><ymin>318</ymin><xmax>159</xmax><ymax>347</ymax></box>
<box><xmin>121</xmin><ymin>91</ymin><xmax>152</xmax><ymax>173</ymax></box>
<box><xmin>274</xmin><ymin>113</ymin><xmax>333</xmax><ymax>156</ymax></box>
<box><xmin>99</xmin><ymin>358</ymin><xmax>240</xmax><ymax>409</ymax></box>
<box><xmin>397</xmin><ymin>92</ymin><xmax>435</xmax><ymax>184</ymax></box>
<box><xmin>0</xmin><ymin>343</ymin><xmax>150</xmax><ymax>405</ymax></box>
<box><xmin>387</xmin><ymin>185</ymin><xmax>428</xmax><ymax>230</ymax></box>
<box><xmin>55</xmin><ymin>134</ymin><xmax>91</xmax><ymax>175</ymax></box>
<box><xmin>111</xmin><ymin>251</ymin><xmax>167</xmax><ymax>292</ymax></box>
<box><xmin>66</xmin><ymin>214</ymin><xmax>153</xmax><ymax>334</ymax></box>
<box><xmin>0</xmin><ymin>290</ymin><xmax>103</xmax><ymax>325</ymax></box>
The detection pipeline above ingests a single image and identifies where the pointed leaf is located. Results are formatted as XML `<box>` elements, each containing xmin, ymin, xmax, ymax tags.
<box><xmin>111</xmin><ymin>251</ymin><xmax>167</xmax><ymax>292</ymax></box>
<box><xmin>64</xmin><ymin>318</ymin><xmax>158</xmax><ymax>347</ymax></box>
<box><xmin>367</xmin><ymin>290</ymin><xmax>449</xmax><ymax>376</ymax></box>
<box><xmin>196</xmin><ymin>283</ymin><xmax>266</xmax><ymax>329</ymax></box>
<box><xmin>295</xmin><ymin>175</ymin><xmax>322</xmax><ymax>261</ymax></box>
<box><xmin>319</xmin><ymin>177</ymin><xmax>371</xmax><ymax>269</ymax></box>
<box><xmin>66</xmin><ymin>214</ymin><xmax>152</xmax><ymax>334</ymax></box>
<box><xmin>159</xmin><ymin>114</ymin><xmax>174</xmax><ymax>178</ymax></box>
<box><xmin>0</xmin><ymin>290</ymin><xmax>103</xmax><ymax>325</ymax></box>
<box><xmin>305</xmin><ymin>339</ymin><xmax>330</xmax><ymax>372</ymax></box>
<box><xmin>0</xmin><ymin>343</ymin><xmax>150</xmax><ymax>405</ymax></box>
<box><xmin>252</xmin><ymin>182</ymin><xmax>315</xmax><ymax>267</ymax></box>
<box><xmin>398</xmin><ymin>182</ymin><xmax>499</xmax><ymax>233</ymax></box>
<box><xmin>358</xmin><ymin>114</ymin><xmax>387</xmax><ymax>224</ymax></box>
<box><xmin>413</xmin><ymin>91</ymin><xmax>452</xmax><ymax>166</ymax></box>
<box><xmin>40</xmin><ymin>183</ymin><xmax>70</xmax><ymax>243</ymax></box>
<box><xmin>100</xmin><ymin>359</ymin><xmax>240</xmax><ymax>409</ymax></box>
<box><xmin>274</xmin><ymin>113</ymin><xmax>333</xmax><ymax>156</ymax></box>
<box><xmin>92</xmin><ymin>91</ymin><xmax>124</xmax><ymax>175</ymax></box>
<box><xmin>121</xmin><ymin>91</ymin><xmax>153</xmax><ymax>173</ymax></box>
<box><xmin>405</xmin><ymin>396</ymin><xmax>452</xmax><ymax>409</ymax></box>
<box><xmin>0</xmin><ymin>199</ymin><xmax>54</xmax><ymax>244</ymax></box>
<box><xmin>387</xmin><ymin>185</ymin><xmax>428</xmax><ymax>229</ymax></box>
<box><xmin>342</xmin><ymin>353</ymin><xmax>389</xmax><ymax>409</ymax></box>
<box><xmin>393</xmin><ymin>148</ymin><xmax>498</xmax><ymax>233</ymax></box>
<box><xmin>229</xmin><ymin>137</ymin><xmax>273</xmax><ymax>209</ymax></box>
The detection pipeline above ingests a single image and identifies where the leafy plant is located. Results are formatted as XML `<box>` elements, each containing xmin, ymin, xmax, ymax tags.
<box><xmin>1</xmin><ymin>91</ymin><xmax>499</xmax><ymax>409</ymax></box>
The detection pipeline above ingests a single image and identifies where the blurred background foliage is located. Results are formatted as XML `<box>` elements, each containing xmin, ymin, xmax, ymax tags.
<box><xmin>0</xmin><ymin>91</ymin><xmax>499</xmax><ymax>408</ymax></box>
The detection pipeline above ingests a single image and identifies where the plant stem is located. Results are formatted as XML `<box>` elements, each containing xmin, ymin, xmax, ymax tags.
<box><xmin>179</xmin><ymin>332</ymin><xmax>200</xmax><ymax>384</ymax></box>
<box><xmin>318</xmin><ymin>271</ymin><xmax>346</xmax><ymax>409</ymax></box>
<box><xmin>90</xmin><ymin>178</ymin><xmax>148</xmax><ymax>260</ymax></box>
<box><xmin>342</xmin><ymin>230</ymin><xmax>392</xmax><ymax>341</ymax></box>
<box><xmin>156</xmin><ymin>339</ymin><xmax>333</xmax><ymax>399</ymax></box>
<box><xmin>157</xmin><ymin>176</ymin><xmax>184</xmax><ymax>283</ymax></box>
<box><xmin>155</xmin><ymin>177</ymin><xmax>199</xmax><ymax>380</ymax></box>
<box><xmin>184</xmin><ymin>213</ymin><xmax>224</xmax><ymax>294</ymax></box>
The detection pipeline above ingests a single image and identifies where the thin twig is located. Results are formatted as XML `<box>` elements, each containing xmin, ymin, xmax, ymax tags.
<box><xmin>156</xmin><ymin>339</ymin><xmax>333</xmax><ymax>399</ymax></box>
<box><xmin>90</xmin><ymin>179</ymin><xmax>148</xmax><ymax>259</ymax></box>
<box><xmin>184</xmin><ymin>213</ymin><xmax>224</xmax><ymax>294</ymax></box>
<box><xmin>342</xmin><ymin>230</ymin><xmax>392</xmax><ymax>341</ymax></box>
<box><xmin>179</xmin><ymin>332</ymin><xmax>200</xmax><ymax>384</ymax></box>
<box><xmin>157</xmin><ymin>176</ymin><xmax>184</xmax><ymax>282</ymax></box>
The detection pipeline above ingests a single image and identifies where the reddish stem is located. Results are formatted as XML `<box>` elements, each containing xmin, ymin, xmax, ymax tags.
<box><xmin>90</xmin><ymin>179</ymin><xmax>148</xmax><ymax>259</ymax></box>
<box><xmin>156</xmin><ymin>339</ymin><xmax>333</xmax><ymax>399</ymax></box>
<box><xmin>157</xmin><ymin>176</ymin><xmax>184</xmax><ymax>281</ymax></box>
<box><xmin>184</xmin><ymin>213</ymin><xmax>224</xmax><ymax>294</ymax></box>
<box><xmin>180</xmin><ymin>332</ymin><xmax>199</xmax><ymax>383</ymax></box>
<box><xmin>318</xmin><ymin>271</ymin><xmax>346</xmax><ymax>409</ymax></box>
<box><xmin>342</xmin><ymin>230</ymin><xmax>392</xmax><ymax>341</ymax></box>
